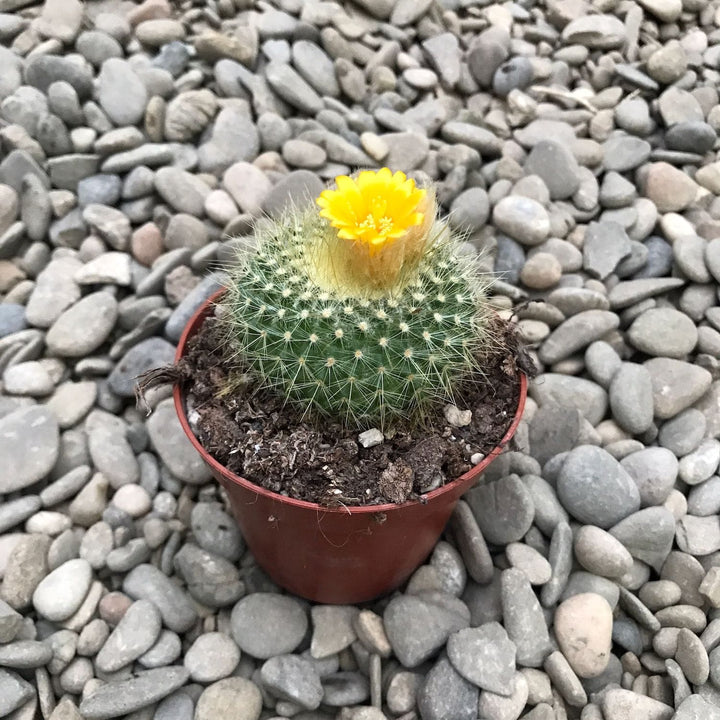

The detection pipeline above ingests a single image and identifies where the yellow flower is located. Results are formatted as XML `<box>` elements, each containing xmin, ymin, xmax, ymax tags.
<box><xmin>317</xmin><ymin>168</ymin><xmax>427</xmax><ymax>256</ymax></box>
<box><xmin>310</xmin><ymin>168</ymin><xmax>437</xmax><ymax>296</ymax></box>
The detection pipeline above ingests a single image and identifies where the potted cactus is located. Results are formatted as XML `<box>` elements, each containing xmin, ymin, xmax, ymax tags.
<box><xmin>146</xmin><ymin>168</ymin><xmax>529</xmax><ymax>603</ymax></box>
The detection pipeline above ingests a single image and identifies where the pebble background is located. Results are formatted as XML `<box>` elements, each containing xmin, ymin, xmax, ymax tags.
<box><xmin>0</xmin><ymin>0</ymin><xmax>720</xmax><ymax>718</ymax></box>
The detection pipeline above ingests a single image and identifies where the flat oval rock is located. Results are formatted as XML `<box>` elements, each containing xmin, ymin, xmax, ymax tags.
<box><xmin>173</xmin><ymin>543</ymin><xmax>243</xmax><ymax>608</ymax></box>
<box><xmin>32</xmin><ymin>558</ymin><xmax>92</xmax><ymax>622</ymax></box>
<box><xmin>501</xmin><ymin>568</ymin><xmax>553</xmax><ymax>667</ymax></box>
<box><xmin>644</xmin><ymin>358</ymin><xmax>712</xmax><ymax>420</ymax></box>
<box><xmin>608</xmin><ymin>277</ymin><xmax>685</xmax><ymax>309</ymax></box>
<box><xmin>45</xmin><ymin>291</ymin><xmax>118</xmax><ymax>357</ymax></box>
<box><xmin>122</xmin><ymin>564</ymin><xmax>197</xmax><ymax>633</ymax></box>
<box><xmin>79</xmin><ymin>666</ymin><xmax>189</xmax><ymax>719</ymax></box>
<box><xmin>557</xmin><ymin>446</ymin><xmax>640</xmax><ymax>528</ymax></box>
<box><xmin>620</xmin><ymin>447</ymin><xmax>678</xmax><ymax>507</ymax></box>
<box><xmin>230</xmin><ymin>593</ymin><xmax>308</xmax><ymax>659</ymax></box>
<box><xmin>464</xmin><ymin>475</ymin><xmax>535</xmax><ymax>545</ymax></box>
<box><xmin>194</xmin><ymin>677</ymin><xmax>263</xmax><ymax>720</ymax></box>
<box><xmin>0</xmin><ymin>406</ymin><xmax>59</xmax><ymax>493</ymax></box>
<box><xmin>601</xmin><ymin>688</ymin><xmax>673</xmax><ymax>720</ymax></box>
<box><xmin>95</xmin><ymin>599</ymin><xmax>162</xmax><ymax>673</ymax></box>
<box><xmin>609</xmin><ymin>507</ymin><xmax>676</xmax><ymax>571</ymax></box>
<box><xmin>609</xmin><ymin>362</ymin><xmax>654</xmax><ymax>434</ymax></box>
<box><xmin>529</xmin><ymin>374</ymin><xmax>608</xmax><ymax>426</ymax></box>
<box><xmin>562</xmin><ymin>15</ymin><xmax>626</xmax><ymax>49</ymax></box>
<box><xmin>146</xmin><ymin>398</ymin><xmax>212</xmax><ymax>484</ymax></box>
<box><xmin>310</xmin><ymin>605</ymin><xmax>358</xmax><ymax>659</ymax></box>
<box><xmin>0</xmin><ymin>640</ymin><xmax>52</xmax><ymax>668</ymax></box>
<box><xmin>676</xmin><ymin>515</ymin><xmax>720</xmax><ymax>556</ymax></box>
<box><xmin>627</xmin><ymin>307</ymin><xmax>698</xmax><ymax>358</ymax></box>
<box><xmin>184</xmin><ymin>632</ymin><xmax>240</xmax><ymax>683</ymax></box>
<box><xmin>190</xmin><ymin>502</ymin><xmax>244</xmax><ymax>562</ymax></box>
<box><xmin>554</xmin><ymin>593</ymin><xmax>613</xmax><ymax>678</ymax></box>
<box><xmin>539</xmin><ymin>310</ymin><xmax>619</xmax><ymax>365</ymax></box>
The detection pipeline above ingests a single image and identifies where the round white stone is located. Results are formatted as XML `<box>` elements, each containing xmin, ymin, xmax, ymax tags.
<box><xmin>33</xmin><ymin>558</ymin><xmax>92</xmax><ymax>622</ymax></box>
<box><xmin>112</xmin><ymin>484</ymin><xmax>152</xmax><ymax>517</ymax></box>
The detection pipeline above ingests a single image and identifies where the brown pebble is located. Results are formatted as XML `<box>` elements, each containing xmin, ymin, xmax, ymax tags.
<box><xmin>98</xmin><ymin>591</ymin><xmax>133</xmax><ymax>626</ymax></box>
<box><xmin>520</xmin><ymin>252</ymin><xmax>562</xmax><ymax>290</ymax></box>
<box><xmin>643</xmin><ymin>162</ymin><xmax>698</xmax><ymax>213</ymax></box>
<box><xmin>131</xmin><ymin>222</ymin><xmax>163</xmax><ymax>267</ymax></box>
<box><xmin>0</xmin><ymin>260</ymin><xmax>26</xmax><ymax>293</ymax></box>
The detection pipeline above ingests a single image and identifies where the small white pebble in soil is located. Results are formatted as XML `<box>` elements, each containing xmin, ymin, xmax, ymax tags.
<box><xmin>444</xmin><ymin>404</ymin><xmax>472</xmax><ymax>427</ymax></box>
<box><xmin>470</xmin><ymin>452</ymin><xmax>484</xmax><ymax>465</ymax></box>
<box><xmin>187</xmin><ymin>407</ymin><xmax>201</xmax><ymax>432</ymax></box>
<box><xmin>358</xmin><ymin>428</ymin><xmax>384</xmax><ymax>448</ymax></box>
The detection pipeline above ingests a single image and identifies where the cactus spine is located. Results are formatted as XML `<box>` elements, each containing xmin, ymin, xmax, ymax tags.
<box><xmin>220</xmin><ymin>171</ymin><xmax>495</xmax><ymax>430</ymax></box>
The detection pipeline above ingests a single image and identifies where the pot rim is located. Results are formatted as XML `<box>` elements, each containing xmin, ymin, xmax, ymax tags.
<box><xmin>173</xmin><ymin>290</ymin><xmax>527</xmax><ymax>515</ymax></box>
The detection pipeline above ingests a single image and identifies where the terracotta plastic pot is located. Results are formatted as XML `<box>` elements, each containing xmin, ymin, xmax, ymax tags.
<box><xmin>173</xmin><ymin>293</ymin><xmax>527</xmax><ymax>604</ymax></box>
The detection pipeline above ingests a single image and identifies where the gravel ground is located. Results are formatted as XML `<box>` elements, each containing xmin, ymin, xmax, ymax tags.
<box><xmin>1</xmin><ymin>0</ymin><xmax>720</xmax><ymax>719</ymax></box>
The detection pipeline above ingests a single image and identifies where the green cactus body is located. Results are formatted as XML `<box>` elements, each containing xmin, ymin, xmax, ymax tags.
<box><xmin>221</xmin><ymin>211</ymin><xmax>493</xmax><ymax>430</ymax></box>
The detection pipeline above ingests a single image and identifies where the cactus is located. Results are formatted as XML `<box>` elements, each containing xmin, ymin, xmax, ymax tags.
<box><xmin>219</xmin><ymin>168</ymin><xmax>497</xmax><ymax>430</ymax></box>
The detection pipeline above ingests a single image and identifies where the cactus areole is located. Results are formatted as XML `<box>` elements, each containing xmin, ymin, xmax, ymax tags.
<box><xmin>169</xmin><ymin>169</ymin><xmax>527</xmax><ymax>602</ymax></box>
<box><xmin>220</xmin><ymin>168</ymin><xmax>498</xmax><ymax>431</ymax></box>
